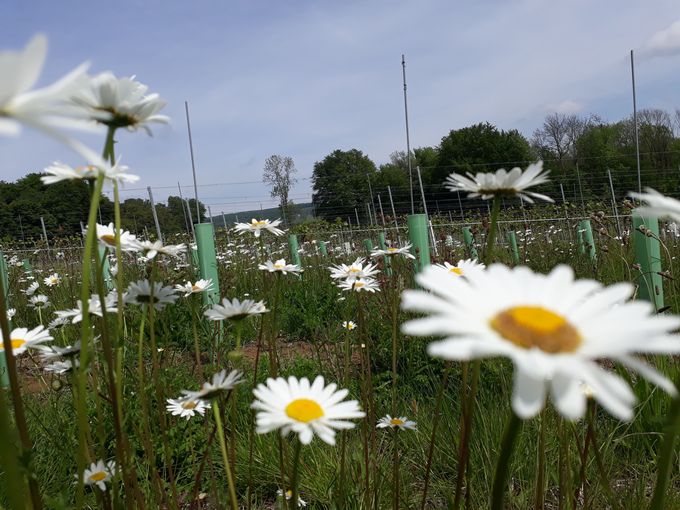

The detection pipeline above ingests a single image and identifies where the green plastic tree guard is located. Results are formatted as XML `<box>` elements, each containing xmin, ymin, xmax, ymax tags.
<box><xmin>633</xmin><ymin>213</ymin><xmax>664</xmax><ymax>309</ymax></box>
<box><xmin>577</xmin><ymin>224</ymin><xmax>585</xmax><ymax>255</ymax></box>
<box><xmin>195</xmin><ymin>223</ymin><xmax>221</xmax><ymax>305</ymax></box>
<box><xmin>288</xmin><ymin>234</ymin><xmax>301</xmax><ymax>266</ymax></box>
<box><xmin>190</xmin><ymin>246</ymin><xmax>199</xmax><ymax>270</ymax></box>
<box><xmin>506</xmin><ymin>230</ymin><xmax>520</xmax><ymax>265</ymax></box>
<box><xmin>362</xmin><ymin>238</ymin><xmax>373</xmax><ymax>254</ymax></box>
<box><xmin>578</xmin><ymin>219</ymin><xmax>596</xmax><ymax>262</ymax></box>
<box><xmin>462</xmin><ymin>227</ymin><xmax>479</xmax><ymax>260</ymax></box>
<box><xmin>408</xmin><ymin>214</ymin><xmax>431</xmax><ymax>272</ymax></box>
<box><xmin>22</xmin><ymin>258</ymin><xmax>32</xmax><ymax>275</ymax></box>
<box><xmin>0</xmin><ymin>251</ymin><xmax>9</xmax><ymax>388</ymax></box>
<box><xmin>377</xmin><ymin>231</ymin><xmax>392</xmax><ymax>275</ymax></box>
<box><xmin>318</xmin><ymin>241</ymin><xmax>328</xmax><ymax>257</ymax></box>
<box><xmin>98</xmin><ymin>247</ymin><xmax>113</xmax><ymax>291</ymax></box>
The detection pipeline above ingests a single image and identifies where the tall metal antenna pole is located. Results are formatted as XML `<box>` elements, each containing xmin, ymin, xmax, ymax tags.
<box><xmin>402</xmin><ymin>54</ymin><xmax>414</xmax><ymax>215</ymax></box>
<box><xmin>631</xmin><ymin>50</ymin><xmax>642</xmax><ymax>195</ymax></box>
<box><xmin>366</xmin><ymin>173</ymin><xmax>375</xmax><ymax>226</ymax></box>
<box><xmin>177</xmin><ymin>182</ymin><xmax>191</xmax><ymax>234</ymax></box>
<box><xmin>185</xmin><ymin>101</ymin><xmax>201</xmax><ymax>221</ymax></box>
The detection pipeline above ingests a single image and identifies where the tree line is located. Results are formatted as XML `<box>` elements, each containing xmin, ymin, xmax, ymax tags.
<box><xmin>311</xmin><ymin>108</ymin><xmax>680</xmax><ymax>222</ymax></box>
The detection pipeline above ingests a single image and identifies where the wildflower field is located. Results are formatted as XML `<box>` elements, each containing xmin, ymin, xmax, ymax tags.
<box><xmin>2</xmin><ymin>34</ymin><xmax>680</xmax><ymax>510</ymax></box>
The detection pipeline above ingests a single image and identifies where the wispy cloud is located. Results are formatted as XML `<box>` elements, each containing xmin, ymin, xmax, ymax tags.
<box><xmin>640</xmin><ymin>20</ymin><xmax>680</xmax><ymax>58</ymax></box>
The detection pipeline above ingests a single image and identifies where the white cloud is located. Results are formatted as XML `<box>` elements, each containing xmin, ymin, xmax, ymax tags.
<box><xmin>548</xmin><ymin>100</ymin><xmax>584</xmax><ymax>114</ymax></box>
<box><xmin>640</xmin><ymin>20</ymin><xmax>680</xmax><ymax>58</ymax></box>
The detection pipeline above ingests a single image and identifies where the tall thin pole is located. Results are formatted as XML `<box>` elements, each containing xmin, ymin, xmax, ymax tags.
<box><xmin>185</xmin><ymin>101</ymin><xmax>201</xmax><ymax>221</ymax></box>
<box><xmin>387</xmin><ymin>186</ymin><xmax>399</xmax><ymax>230</ymax></box>
<box><xmin>185</xmin><ymin>199</ymin><xmax>196</xmax><ymax>239</ymax></box>
<box><xmin>177</xmin><ymin>182</ymin><xmax>191</xmax><ymax>234</ymax></box>
<box><xmin>40</xmin><ymin>216</ymin><xmax>50</xmax><ymax>251</ymax></box>
<box><xmin>366</xmin><ymin>173</ymin><xmax>375</xmax><ymax>226</ymax></box>
<box><xmin>631</xmin><ymin>50</ymin><xmax>642</xmax><ymax>194</ymax></box>
<box><xmin>402</xmin><ymin>54</ymin><xmax>414</xmax><ymax>215</ymax></box>
<box><xmin>208</xmin><ymin>206</ymin><xmax>214</xmax><ymax>226</ymax></box>
<box><xmin>355</xmin><ymin>207</ymin><xmax>361</xmax><ymax>227</ymax></box>
<box><xmin>377</xmin><ymin>194</ymin><xmax>386</xmax><ymax>227</ymax></box>
<box><xmin>147</xmin><ymin>186</ymin><xmax>163</xmax><ymax>243</ymax></box>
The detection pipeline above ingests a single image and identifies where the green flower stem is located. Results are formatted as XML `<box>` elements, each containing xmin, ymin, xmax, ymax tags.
<box><xmin>587</xmin><ymin>403</ymin><xmax>619</xmax><ymax>510</ymax></box>
<box><xmin>392</xmin><ymin>428</ymin><xmax>400</xmax><ymax>510</ymax></box>
<box><xmin>213</xmin><ymin>400</ymin><xmax>239</xmax><ymax>510</ymax></box>
<box><xmin>484</xmin><ymin>196</ymin><xmax>501</xmax><ymax>266</ymax></box>
<box><xmin>650</xmin><ymin>393</ymin><xmax>680</xmax><ymax>510</ymax></box>
<box><xmin>533</xmin><ymin>410</ymin><xmax>546</xmax><ymax>509</ymax></box>
<box><xmin>290</xmin><ymin>439</ymin><xmax>303</xmax><ymax>510</ymax></box>
<box><xmin>420</xmin><ymin>363</ymin><xmax>451</xmax><ymax>510</ymax></box>
<box><xmin>491</xmin><ymin>411</ymin><xmax>522</xmax><ymax>510</ymax></box>
<box><xmin>0</xmin><ymin>273</ymin><xmax>41</xmax><ymax>509</ymax></box>
<box><xmin>75</xmin><ymin>169</ymin><xmax>106</xmax><ymax>507</ymax></box>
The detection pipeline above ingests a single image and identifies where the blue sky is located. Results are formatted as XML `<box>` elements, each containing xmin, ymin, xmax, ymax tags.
<box><xmin>2</xmin><ymin>0</ymin><xmax>680</xmax><ymax>213</ymax></box>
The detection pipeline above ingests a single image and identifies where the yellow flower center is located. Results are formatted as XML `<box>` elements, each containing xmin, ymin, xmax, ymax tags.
<box><xmin>285</xmin><ymin>398</ymin><xmax>324</xmax><ymax>423</ymax></box>
<box><xmin>449</xmin><ymin>267</ymin><xmax>463</xmax><ymax>275</ymax></box>
<box><xmin>274</xmin><ymin>263</ymin><xmax>285</xmax><ymax>269</ymax></box>
<box><xmin>286</xmin><ymin>490</ymin><xmax>293</xmax><ymax>498</ymax></box>
<box><xmin>348</xmin><ymin>267</ymin><xmax>361</xmax><ymax>273</ymax></box>
<box><xmin>100</xmin><ymin>234</ymin><xmax>116</xmax><ymax>246</ymax></box>
<box><xmin>182</xmin><ymin>401</ymin><xmax>198</xmax><ymax>410</ymax></box>
<box><xmin>89</xmin><ymin>471</ymin><xmax>107</xmax><ymax>482</ymax></box>
<box><xmin>490</xmin><ymin>306</ymin><xmax>581</xmax><ymax>353</ymax></box>
<box><xmin>354</xmin><ymin>281</ymin><xmax>365</xmax><ymax>288</ymax></box>
<box><xmin>253</xmin><ymin>220</ymin><xmax>267</xmax><ymax>226</ymax></box>
<box><xmin>4</xmin><ymin>339</ymin><xmax>26</xmax><ymax>351</ymax></box>
<box><xmin>387</xmin><ymin>247</ymin><xmax>398</xmax><ymax>252</ymax></box>
<box><xmin>390</xmin><ymin>418</ymin><xmax>405</xmax><ymax>426</ymax></box>
<box><xmin>191</xmin><ymin>285</ymin><xmax>201</xmax><ymax>292</ymax></box>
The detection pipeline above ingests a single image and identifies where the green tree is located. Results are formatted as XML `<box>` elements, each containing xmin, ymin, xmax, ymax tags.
<box><xmin>312</xmin><ymin>149</ymin><xmax>377</xmax><ymax>221</ymax></box>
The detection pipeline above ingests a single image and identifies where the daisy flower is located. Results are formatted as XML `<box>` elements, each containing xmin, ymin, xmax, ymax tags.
<box><xmin>166</xmin><ymin>397</ymin><xmax>211</xmax><ymax>420</ymax></box>
<box><xmin>175</xmin><ymin>279</ymin><xmax>214</xmax><ymax>297</ymax></box>
<box><xmin>72</xmin><ymin>72</ymin><xmax>169</xmax><ymax>134</ymax></box>
<box><xmin>124</xmin><ymin>280</ymin><xmax>178</xmax><ymax>311</ymax></box>
<box><xmin>338</xmin><ymin>278</ymin><xmax>380</xmax><ymax>293</ymax></box>
<box><xmin>234</xmin><ymin>218</ymin><xmax>284</xmax><ymax>237</ymax></box>
<box><xmin>180</xmin><ymin>369</ymin><xmax>244</xmax><ymax>401</ymax></box>
<box><xmin>54</xmin><ymin>292</ymin><xmax>118</xmax><ymax>323</ymax></box>
<box><xmin>1</xmin><ymin>326</ymin><xmax>53</xmax><ymax>356</ymax></box>
<box><xmin>43</xmin><ymin>272</ymin><xmax>61</xmax><ymax>287</ymax></box>
<box><xmin>402</xmin><ymin>264</ymin><xmax>680</xmax><ymax>421</ymax></box>
<box><xmin>445</xmin><ymin>161</ymin><xmax>553</xmax><ymax>204</ymax></box>
<box><xmin>434</xmin><ymin>259</ymin><xmax>486</xmax><ymax>279</ymax></box>
<box><xmin>204</xmin><ymin>297</ymin><xmax>268</xmax><ymax>322</ymax></box>
<box><xmin>40</xmin><ymin>341</ymin><xmax>82</xmax><ymax>361</ymax></box>
<box><xmin>41</xmin><ymin>159</ymin><xmax>140</xmax><ymax>186</ymax></box>
<box><xmin>6</xmin><ymin>308</ymin><xmax>16</xmax><ymax>320</ymax></box>
<box><xmin>28</xmin><ymin>294</ymin><xmax>50</xmax><ymax>309</ymax></box>
<box><xmin>342</xmin><ymin>320</ymin><xmax>357</xmax><ymax>331</ymax></box>
<box><xmin>0</xmin><ymin>35</ymin><xmax>102</xmax><ymax>164</ymax></box>
<box><xmin>44</xmin><ymin>359</ymin><xmax>78</xmax><ymax>374</ymax></box>
<box><xmin>630</xmin><ymin>188</ymin><xmax>680</xmax><ymax>222</ymax></box>
<box><xmin>377</xmin><ymin>415</ymin><xmax>417</xmax><ymax>431</ymax></box>
<box><xmin>81</xmin><ymin>460</ymin><xmax>116</xmax><ymax>491</ymax></box>
<box><xmin>277</xmin><ymin>489</ymin><xmax>307</xmax><ymax>507</ymax></box>
<box><xmin>370</xmin><ymin>244</ymin><xmax>416</xmax><ymax>259</ymax></box>
<box><xmin>89</xmin><ymin>223</ymin><xmax>138</xmax><ymax>251</ymax></box>
<box><xmin>252</xmin><ymin>375</ymin><xmax>365</xmax><ymax>445</ymax></box>
<box><xmin>258</xmin><ymin>259</ymin><xmax>303</xmax><ymax>275</ymax></box>
<box><xmin>23</xmin><ymin>282</ymin><xmax>39</xmax><ymax>296</ymax></box>
<box><xmin>133</xmin><ymin>240</ymin><xmax>186</xmax><ymax>259</ymax></box>
<box><xmin>329</xmin><ymin>258</ymin><xmax>379</xmax><ymax>282</ymax></box>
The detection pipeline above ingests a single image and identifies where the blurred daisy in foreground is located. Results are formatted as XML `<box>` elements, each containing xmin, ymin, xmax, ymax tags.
<box><xmin>124</xmin><ymin>280</ymin><xmax>178</xmax><ymax>311</ymax></box>
<box><xmin>90</xmin><ymin>223</ymin><xmax>138</xmax><ymax>251</ymax></box>
<box><xmin>180</xmin><ymin>369</ymin><xmax>244</xmax><ymax>401</ymax></box>
<box><xmin>277</xmin><ymin>489</ymin><xmax>307</xmax><ymax>507</ymax></box>
<box><xmin>252</xmin><ymin>375</ymin><xmax>365</xmax><ymax>445</ymax></box>
<box><xmin>72</xmin><ymin>72</ymin><xmax>169</xmax><ymax>134</ymax></box>
<box><xmin>81</xmin><ymin>460</ymin><xmax>116</xmax><ymax>491</ymax></box>
<box><xmin>133</xmin><ymin>240</ymin><xmax>186</xmax><ymax>259</ymax></box>
<box><xmin>258</xmin><ymin>259</ymin><xmax>303</xmax><ymax>275</ymax></box>
<box><xmin>377</xmin><ymin>415</ymin><xmax>417</xmax><ymax>431</ymax></box>
<box><xmin>0</xmin><ymin>34</ymin><xmax>102</xmax><ymax>164</ymax></box>
<box><xmin>1</xmin><ymin>326</ymin><xmax>53</xmax><ymax>356</ymax></box>
<box><xmin>166</xmin><ymin>397</ymin><xmax>211</xmax><ymax>420</ymax></box>
<box><xmin>54</xmin><ymin>291</ymin><xmax>118</xmax><ymax>323</ymax></box>
<box><xmin>434</xmin><ymin>259</ymin><xmax>485</xmax><ymax>279</ymax></box>
<box><xmin>234</xmin><ymin>218</ymin><xmax>284</xmax><ymax>237</ymax></box>
<box><xmin>204</xmin><ymin>297</ymin><xmax>268</xmax><ymax>322</ymax></box>
<box><xmin>175</xmin><ymin>279</ymin><xmax>214</xmax><ymax>296</ymax></box>
<box><xmin>370</xmin><ymin>244</ymin><xmax>415</xmax><ymax>259</ymax></box>
<box><xmin>402</xmin><ymin>264</ymin><xmax>680</xmax><ymax>421</ymax></box>
<box><xmin>445</xmin><ymin>161</ymin><xmax>552</xmax><ymax>203</ymax></box>
<box><xmin>630</xmin><ymin>188</ymin><xmax>680</xmax><ymax>223</ymax></box>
